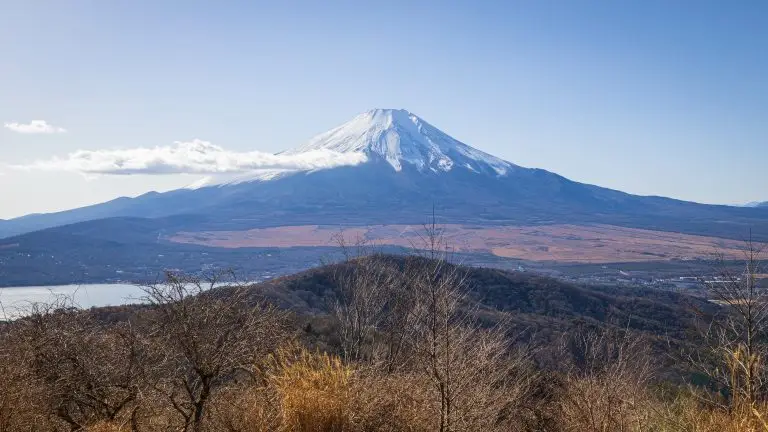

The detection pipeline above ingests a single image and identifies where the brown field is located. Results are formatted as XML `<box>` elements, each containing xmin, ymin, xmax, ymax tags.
<box><xmin>168</xmin><ymin>223</ymin><xmax>752</xmax><ymax>263</ymax></box>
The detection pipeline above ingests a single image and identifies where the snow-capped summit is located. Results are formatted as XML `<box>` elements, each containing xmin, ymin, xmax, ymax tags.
<box><xmin>285</xmin><ymin>109</ymin><xmax>515</xmax><ymax>176</ymax></box>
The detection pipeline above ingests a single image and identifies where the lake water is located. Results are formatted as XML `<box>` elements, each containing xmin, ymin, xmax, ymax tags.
<box><xmin>0</xmin><ymin>284</ymin><xmax>146</xmax><ymax>319</ymax></box>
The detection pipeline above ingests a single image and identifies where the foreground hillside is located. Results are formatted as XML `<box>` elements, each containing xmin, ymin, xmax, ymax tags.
<box><xmin>4</xmin><ymin>247</ymin><xmax>766</xmax><ymax>431</ymax></box>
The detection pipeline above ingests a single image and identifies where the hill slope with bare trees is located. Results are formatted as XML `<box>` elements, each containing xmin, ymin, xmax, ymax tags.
<box><xmin>1</xmin><ymin>242</ymin><xmax>766</xmax><ymax>431</ymax></box>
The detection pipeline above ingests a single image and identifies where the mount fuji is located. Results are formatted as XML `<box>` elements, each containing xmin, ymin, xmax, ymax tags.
<box><xmin>283</xmin><ymin>108</ymin><xmax>513</xmax><ymax>175</ymax></box>
<box><xmin>2</xmin><ymin>108</ymin><xmax>768</xmax><ymax>243</ymax></box>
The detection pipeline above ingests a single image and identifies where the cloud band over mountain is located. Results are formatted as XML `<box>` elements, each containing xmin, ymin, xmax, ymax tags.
<box><xmin>15</xmin><ymin>139</ymin><xmax>368</xmax><ymax>175</ymax></box>
<box><xmin>4</xmin><ymin>120</ymin><xmax>67</xmax><ymax>134</ymax></box>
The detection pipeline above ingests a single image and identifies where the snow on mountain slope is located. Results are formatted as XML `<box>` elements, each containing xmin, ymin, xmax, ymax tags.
<box><xmin>213</xmin><ymin>108</ymin><xmax>516</xmax><ymax>186</ymax></box>
<box><xmin>284</xmin><ymin>108</ymin><xmax>516</xmax><ymax>175</ymax></box>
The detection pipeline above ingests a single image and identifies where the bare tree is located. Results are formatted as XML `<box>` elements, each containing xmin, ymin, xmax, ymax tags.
<box><xmin>402</xmin><ymin>218</ymin><xmax>536</xmax><ymax>432</ymax></box>
<box><xmin>141</xmin><ymin>270</ymin><xmax>291</xmax><ymax>432</ymax></box>
<box><xmin>375</xmin><ymin>267</ymin><xmax>421</xmax><ymax>373</ymax></box>
<box><xmin>0</xmin><ymin>318</ymin><xmax>50</xmax><ymax>431</ymax></box>
<box><xmin>329</xmin><ymin>216</ymin><xmax>536</xmax><ymax>430</ymax></box>
<box><xmin>329</xmin><ymin>233</ymin><xmax>421</xmax><ymax>370</ymax></box>
<box><xmin>557</xmin><ymin>326</ymin><xmax>655</xmax><ymax>432</ymax></box>
<box><xmin>330</xmin><ymin>253</ymin><xmax>397</xmax><ymax>363</ymax></box>
<box><xmin>688</xmin><ymin>238</ymin><xmax>768</xmax><ymax>409</ymax></box>
<box><xmin>13</xmin><ymin>299</ymin><xmax>144</xmax><ymax>431</ymax></box>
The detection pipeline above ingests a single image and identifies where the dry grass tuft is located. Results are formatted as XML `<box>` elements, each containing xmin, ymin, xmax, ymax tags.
<box><xmin>84</xmin><ymin>421</ymin><xmax>128</xmax><ymax>432</ymax></box>
<box><xmin>651</xmin><ymin>396</ymin><xmax>768</xmax><ymax>432</ymax></box>
<box><xmin>265</xmin><ymin>346</ymin><xmax>352</xmax><ymax>432</ymax></box>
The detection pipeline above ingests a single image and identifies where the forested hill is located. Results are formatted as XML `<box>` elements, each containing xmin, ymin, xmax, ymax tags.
<box><xmin>243</xmin><ymin>255</ymin><xmax>713</xmax><ymax>341</ymax></box>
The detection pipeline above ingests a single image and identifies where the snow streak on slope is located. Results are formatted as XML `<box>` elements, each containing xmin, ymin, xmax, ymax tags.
<box><xmin>285</xmin><ymin>109</ymin><xmax>516</xmax><ymax>175</ymax></box>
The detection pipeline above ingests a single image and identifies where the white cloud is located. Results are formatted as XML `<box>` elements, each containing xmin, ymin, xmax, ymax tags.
<box><xmin>184</xmin><ymin>176</ymin><xmax>213</xmax><ymax>189</ymax></box>
<box><xmin>15</xmin><ymin>139</ymin><xmax>368</xmax><ymax>175</ymax></box>
<box><xmin>4</xmin><ymin>120</ymin><xmax>67</xmax><ymax>134</ymax></box>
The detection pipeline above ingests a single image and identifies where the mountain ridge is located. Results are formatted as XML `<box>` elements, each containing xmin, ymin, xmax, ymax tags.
<box><xmin>1</xmin><ymin>108</ymin><xmax>767</xmax><ymax>243</ymax></box>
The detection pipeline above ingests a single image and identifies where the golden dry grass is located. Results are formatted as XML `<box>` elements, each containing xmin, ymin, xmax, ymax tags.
<box><xmin>264</xmin><ymin>347</ymin><xmax>352</xmax><ymax>432</ymax></box>
<box><xmin>647</xmin><ymin>397</ymin><xmax>768</xmax><ymax>432</ymax></box>
<box><xmin>85</xmin><ymin>422</ymin><xmax>128</xmax><ymax>432</ymax></box>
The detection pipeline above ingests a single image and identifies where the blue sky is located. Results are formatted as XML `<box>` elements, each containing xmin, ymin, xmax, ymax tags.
<box><xmin>1</xmin><ymin>1</ymin><xmax>766</xmax><ymax>218</ymax></box>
